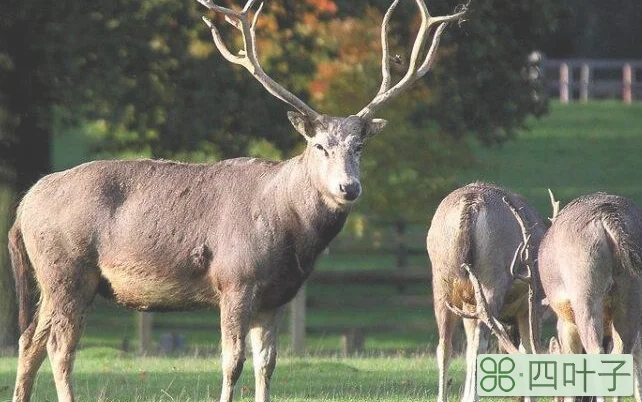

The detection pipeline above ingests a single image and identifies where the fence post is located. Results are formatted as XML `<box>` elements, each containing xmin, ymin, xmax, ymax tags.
<box><xmin>623</xmin><ymin>63</ymin><xmax>633</xmax><ymax>104</ymax></box>
<box><xmin>138</xmin><ymin>312</ymin><xmax>152</xmax><ymax>353</ymax></box>
<box><xmin>290</xmin><ymin>284</ymin><xmax>306</xmax><ymax>356</ymax></box>
<box><xmin>395</xmin><ymin>220</ymin><xmax>408</xmax><ymax>293</ymax></box>
<box><xmin>580</xmin><ymin>63</ymin><xmax>590</xmax><ymax>102</ymax></box>
<box><xmin>559</xmin><ymin>63</ymin><xmax>570</xmax><ymax>103</ymax></box>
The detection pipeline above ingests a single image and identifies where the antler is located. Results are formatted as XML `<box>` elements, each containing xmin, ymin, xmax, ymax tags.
<box><xmin>502</xmin><ymin>196</ymin><xmax>542</xmax><ymax>354</ymax></box>
<box><xmin>548</xmin><ymin>188</ymin><xmax>560</xmax><ymax>223</ymax></box>
<box><xmin>446</xmin><ymin>264</ymin><xmax>521</xmax><ymax>354</ymax></box>
<box><xmin>503</xmin><ymin>196</ymin><xmax>535</xmax><ymax>282</ymax></box>
<box><xmin>446</xmin><ymin>198</ymin><xmax>544</xmax><ymax>355</ymax></box>
<box><xmin>357</xmin><ymin>0</ymin><xmax>468</xmax><ymax>119</ymax></box>
<box><xmin>198</xmin><ymin>0</ymin><xmax>320</xmax><ymax>119</ymax></box>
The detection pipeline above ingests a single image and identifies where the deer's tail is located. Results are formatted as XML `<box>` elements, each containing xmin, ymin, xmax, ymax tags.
<box><xmin>601</xmin><ymin>207</ymin><xmax>642</xmax><ymax>277</ymax></box>
<box><xmin>455</xmin><ymin>193</ymin><xmax>480</xmax><ymax>270</ymax></box>
<box><xmin>8</xmin><ymin>217</ymin><xmax>38</xmax><ymax>333</ymax></box>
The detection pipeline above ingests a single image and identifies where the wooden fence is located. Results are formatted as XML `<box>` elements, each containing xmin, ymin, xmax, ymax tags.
<box><xmin>136</xmin><ymin>268</ymin><xmax>431</xmax><ymax>356</ymax></box>
<box><xmin>288</xmin><ymin>269</ymin><xmax>431</xmax><ymax>356</ymax></box>
<box><xmin>137</xmin><ymin>220</ymin><xmax>427</xmax><ymax>354</ymax></box>
<box><xmin>542</xmin><ymin>58</ymin><xmax>642</xmax><ymax>103</ymax></box>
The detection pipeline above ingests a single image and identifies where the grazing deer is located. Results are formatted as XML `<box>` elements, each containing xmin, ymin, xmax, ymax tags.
<box><xmin>9</xmin><ymin>1</ymin><xmax>467</xmax><ymax>401</ymax></box>
<box><xmin>427</xmin><ymin>182</ymin><xmax>546</xmax><ymax>402</ymax></box>
<box><xmin>539</xmin><ymin>192</ymin><xmax>642</xmax><ymax>402</ymax></box>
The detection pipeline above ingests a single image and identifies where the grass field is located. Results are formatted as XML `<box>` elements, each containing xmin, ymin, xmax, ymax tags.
<box><xmin>3</xmin><ymin>101</ymin><xmax>640</xmax><ymax>400</ymax></box>
<box><xmin>0</xmin><ymin>352</ymin><xmax>489</xmax><ymax>402</ymax></box>
<box><xmin>459</xmin><ymin>101</ymin><xmax>642</xmax><ymax>216</ymax></box>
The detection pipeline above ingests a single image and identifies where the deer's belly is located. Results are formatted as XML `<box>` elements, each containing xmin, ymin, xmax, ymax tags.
<box><xmin>97</xmin><ymin>263</ymin><xmax>219</xmax><ymax>311</ymax></box>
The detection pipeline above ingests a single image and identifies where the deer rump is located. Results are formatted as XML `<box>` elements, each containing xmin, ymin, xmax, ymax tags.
<box><xmin>539</xmin><ymin>192</ymin><xmax>642</xmax><ymax>339</ymax></box>
<box><xmin>428</xmin><ymin>184</ymin><xmax>544</xmax><ymax>320</ymax></box>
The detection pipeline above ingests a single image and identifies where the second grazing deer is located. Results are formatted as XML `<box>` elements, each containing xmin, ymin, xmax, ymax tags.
<box><xmin>539</xmin><ymin>192</ymin><xmax>642</xmax><ymax>402</ymax></box>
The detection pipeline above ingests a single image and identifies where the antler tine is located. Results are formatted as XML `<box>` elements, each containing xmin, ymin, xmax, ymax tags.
<box><xmin>526</xmin><ymin>276</ymin><xmax>542</xmax><ymax>354</ymax></box>
<box><xmin>198</xmin><ymin>0</ymin><xmax>320</xmax><ymax>119</ymax></box>
<box><xmin>445</xmin><ymin>301</ymin><xmax>478</xmax><ymax>320</ymax></box>
<box><xmin>357</xmin><ymin>0</ymin><xmax>467</xmax><ymax>119</ymax></box>
<box><xmin>504</xmin><ymin>197</ymin><xmax>534</xmax><ymax>283</ymax></box>
<box><xmin>453</xmin><ymin>263</ymin><xmax>541</xmax><ymax>354</ymax></box>
<box><xmin>502</xmin><ymin>197</ymin><xmax>529</xmax><ymax>245</ymax></box>
<box><xmin>460</xmin><ymin>263</ymin><xmax>521</xmax><ymax>354</ymax></box>
<box><xmin>377</xmin><ymin>0</ymin><xmax>401</xmax><ymax>96</ymax></box>
<box><xmin>548</xmin><ymin>188</ymin><xmax>560</xmax><ymax>222</ymax></box>
<box><xmin>509</xmin><ymin>241</ymin><xmax>527</xmax><ymax>280</ymax></box>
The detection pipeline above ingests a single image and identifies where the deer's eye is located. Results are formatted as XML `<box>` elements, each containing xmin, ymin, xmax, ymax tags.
<box><xmin>314</xmin><ymin>144</ymin><xmax>328</xmax><ymax>156</ymax></box>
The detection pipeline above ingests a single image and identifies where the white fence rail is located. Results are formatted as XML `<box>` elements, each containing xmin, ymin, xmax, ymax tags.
<box><xmin>542</xmin><ymin>58</ymin><xmax>642</xmax><ymax>103</ymax></box>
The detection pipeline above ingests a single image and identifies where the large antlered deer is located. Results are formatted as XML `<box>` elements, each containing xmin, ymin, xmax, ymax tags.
<box><xmin>427</xmin><ymin>182</ymin><xmax>546</xmax><ymax>402</ymax></box>
<box><xmin>539</xmin><ymin>192</ymin><xmax>642</xmax><ymax>402</ymax></box>
<box><xmin>9</xmin><ymin>1</ymin><xmax>467</xmax><ymax>401</ymax></box>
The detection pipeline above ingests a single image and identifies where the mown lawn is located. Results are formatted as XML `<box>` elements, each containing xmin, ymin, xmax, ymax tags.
<box><xmin>0</xmin><ymin>352</ymin><xmax>492</xmax><ymax>402</ymax></box>
<box><xmin>458</xmin><ymin>101</ymin><xmax>642</xmax><ymax>216</ymax></box>
<box><xmin>1</xmin><ymin>352</ymin><xmax>635</xmax><ymax>401</ymax></box>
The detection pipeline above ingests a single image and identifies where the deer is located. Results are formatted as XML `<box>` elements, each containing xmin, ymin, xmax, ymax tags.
<box><xmin>538</xmin><ymin>192</ymin><xmax>642</xmax><ymax>402</ymax></box>
<box><xmin>426</xmin><ymin>182</ymin><xmax>547</xmax><ymax>402</ymax></box>
<box><xmin>8</xmin><ymin>1</ymin><xmax>467</xmax><ymax>401</ymax></box>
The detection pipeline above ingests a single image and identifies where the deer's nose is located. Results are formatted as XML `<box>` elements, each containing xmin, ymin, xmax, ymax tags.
<box><xmin>339</xmin><ymin>181</ymin><xmax>361</xmax><ymax>201</ymax></box>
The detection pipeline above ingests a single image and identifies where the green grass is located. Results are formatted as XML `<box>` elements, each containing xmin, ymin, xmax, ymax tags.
<box><xmin>1</xmin><ymin>352</ymin><xmax>501</xmax><ymax>402</ymax></box>
<box><xmin>2</xmin><ymin>352</ymin><xmax>634</xmax><ymax>401</ymax></box>
<box><xmin>459</xmin><ymin>101</ymin><xmax>642</xmax><ymax>217</ymax></box>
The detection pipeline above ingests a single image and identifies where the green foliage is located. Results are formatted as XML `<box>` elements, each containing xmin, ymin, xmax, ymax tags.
<box><xmin>430</xmin><ymin>0</ymin><xmax>560</xmax><ymax>145</ymax></box>
<box><xmin>544</xmin><ymin>0</ymin><xmax>642</xmax><ymax>58</ymax></box>
<box><xmin>46</xmin><ymin>0</ymin><xmax>303</xmax><ymax>161</ymax></box>
<box><xmin>6</xmin><ymin>0</ymin><xmax>562</xmax><ymax>218</ymax></box>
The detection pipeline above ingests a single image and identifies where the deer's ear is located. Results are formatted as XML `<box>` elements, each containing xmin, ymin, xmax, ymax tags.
<box><xmin>365</xmin><ymin>118</ymin><xmax>387</xmax><ymax>138</ymax></box>
<box><xmin>287</xmin><ymin>111</ymin><xmax>313</xmax><ymax>140</ymax></box>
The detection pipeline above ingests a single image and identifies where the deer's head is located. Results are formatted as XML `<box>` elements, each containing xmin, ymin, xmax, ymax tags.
<box><xmin>199</xmin><ymin>0</ymin><xmax>467</xmax><ymax>209</ymax></box>
<box><xmin>287</xmin><ymin>113</ymin><xmax>385</xmax><ymax>208</ymax></box>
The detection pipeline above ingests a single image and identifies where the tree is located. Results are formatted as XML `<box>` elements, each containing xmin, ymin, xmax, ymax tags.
<box><xmin>543</xmin><ymin>0</ymin><xmax>642</xmax><ymax>58</ymax></box>
<box><xmin>0</xmin><ymin>0</ymin><xmax>564</xmax><ymax>345</ymax></box>
<box><xmin>306</xmin><ymin>0</ymin><xmax>561</xmax><ymax>222</ymax></box>
<box><xmin>0</xmin><ymin>0</ymin><xmax>55</xmax><ymax>350</ymax></box>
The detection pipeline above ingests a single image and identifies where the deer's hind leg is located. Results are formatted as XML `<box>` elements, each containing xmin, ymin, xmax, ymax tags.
<box><xmin>609</xmin><ymin>280</ymin><xmax>642</xmax><ymax>402</ymax></box>
<box><xmin>12</xmin><ymin>296</ymin><xmax>52</xmax><ymax>402</ymax></box>
<box><xmin>461</xmin><ymin>279</ymin><xmax>507</xmax><ymax>402</ymax></box>
<box><xmin>42</xmin><ymin>262</ymin><xmax>100</xmax><ymax>402</ymax></box>
<box><xmin>434</xmin><ymin>295</ymin><xmax>458</xmax><ymax>402</ymax></box>
<box><xmin>632</xmin><ymin>336</ymin><xmax>641</xmax><ymax>402</ymax></box>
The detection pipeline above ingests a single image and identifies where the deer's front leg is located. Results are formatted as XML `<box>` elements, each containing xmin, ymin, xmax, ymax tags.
<box><xmin>250</xmin><ymin>307</ymin><xmax>285</xmax><ymax>402</ymax></box>
<box><xmin>219</xmin><ymin>287</ymin><xmax>254</xmax><ymax>402</ymax></box>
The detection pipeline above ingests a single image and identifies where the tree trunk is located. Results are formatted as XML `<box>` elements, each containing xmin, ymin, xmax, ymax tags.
<box><xmin>0</xmin><ymin>18</ymin><xmax>52</xmax><ymax>350</ymax></box>
<box><xmin>0</xmin><ymin>168</ymin><xmax>17</xmax><ymax>352</ymax></box>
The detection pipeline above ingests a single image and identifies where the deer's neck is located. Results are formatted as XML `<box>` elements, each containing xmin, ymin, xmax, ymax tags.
<box><xmin>274</xmin><ymin>155</ymin><xmax>349</xmax><ymax>251</ymax></box>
